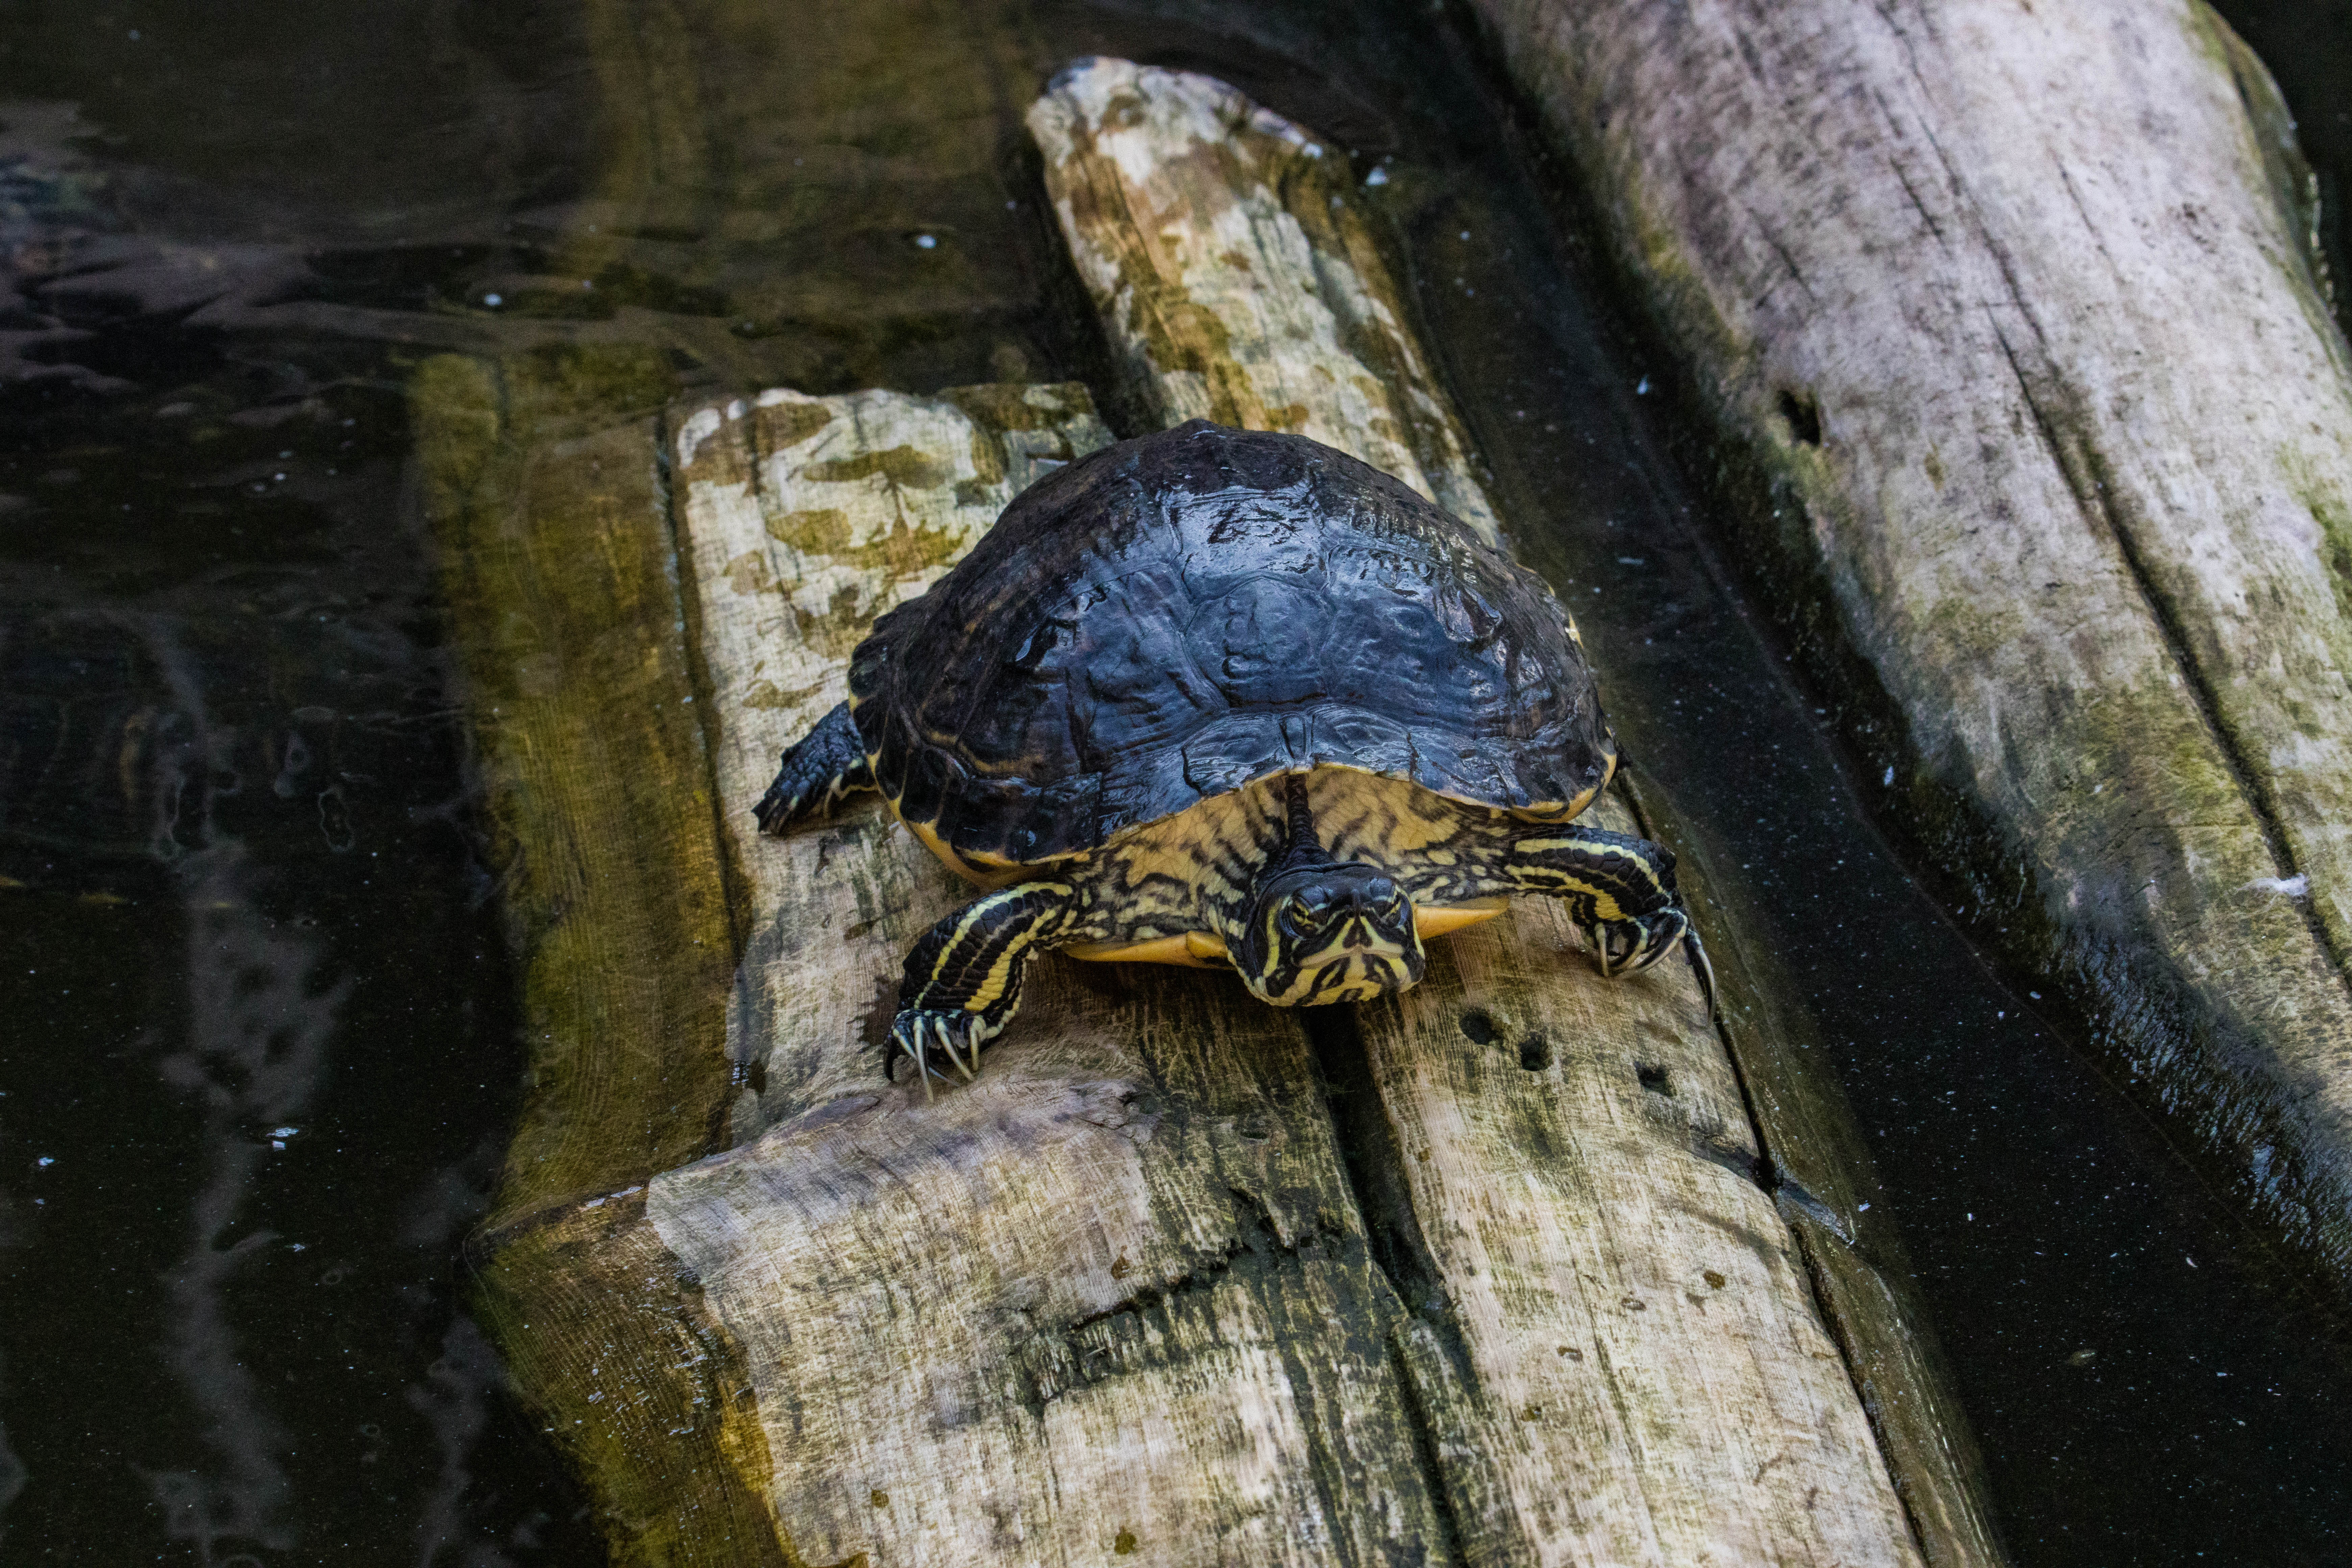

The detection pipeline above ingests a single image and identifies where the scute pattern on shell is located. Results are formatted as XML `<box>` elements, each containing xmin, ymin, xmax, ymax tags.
<box><xmin>848</xmin><ymin>420</ymin><xmax>1614</xmax><ymax>866</ymax></box>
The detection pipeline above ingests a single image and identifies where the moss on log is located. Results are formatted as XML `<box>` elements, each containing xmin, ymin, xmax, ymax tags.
<box><xmin>413</xmin><ymin>349</ymin><xmax>737</xmax><ymax>1225</ymax></box>
<box><xmin>1464</xmin><ymin>0</ymin><xmax>2352</xmax><ymax>1292</ymax></box>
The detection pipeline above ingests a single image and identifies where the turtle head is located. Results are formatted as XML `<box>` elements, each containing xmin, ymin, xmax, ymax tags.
<box><xmin>1236</xmin><ymin>861</ymin><xmax>1426</xmax><ymax>1007</ymax></box>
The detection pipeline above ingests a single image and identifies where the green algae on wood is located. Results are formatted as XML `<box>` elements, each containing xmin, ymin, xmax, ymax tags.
<box><xmin>1464</xmin><ymin>0</ymin><xmax>2352</xmax><ymax>1297</ymax></box>
<box><xmin>467</xmin><ymin>1194</ymin><xmax>791</xmax><ymax>1568</ymax></box>
<box><xmin>412</xmin><ymin>350</ymin><xmax>736</xmax><ymax>1227</ymax></box>
<box><xmin>414</xmin><ymin>349</ymin><xmax>786</xmax><ymax>1565</ymax></box>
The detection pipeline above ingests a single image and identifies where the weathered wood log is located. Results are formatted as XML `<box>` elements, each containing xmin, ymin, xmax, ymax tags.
<box><xmin>1031</xmin><ymin>58</ymin><xmax>1993</xmax><ymax>1566</ymax></box>
<box><xmin>1464</xmin><ymin>0</ymin><xmax>2352</xmax><ymax>1289</ymax></box>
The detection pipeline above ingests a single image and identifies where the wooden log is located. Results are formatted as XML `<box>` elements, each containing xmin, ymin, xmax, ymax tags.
<box><xmin>1029</xmin><ymin>60</ymin><xmax>1498</xmax><ymax>544</ymax></box>
<box><xmin>1463</xmin><ymin>0</ymin><xmax>2352</xmax><ymax>1289</ymax></box>
<box><xmin>654</xmin><ymin>382</ymin><xmax>1460</xmax><ymax>1563</ymax></box>
<box><xmin>1031</xmin><ymin>58</ymin><xmax>1988</xmax><ymax>1566</ymax></box>
<box><xmin>668</xmin><ymin>382</ymin><xmax>1118</xmax><ymax>1128</ymax></box>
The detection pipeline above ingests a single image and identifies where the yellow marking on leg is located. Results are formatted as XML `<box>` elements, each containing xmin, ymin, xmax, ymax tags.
<box><xmin>965</xmin><ymin>927</ymin><xmax>1034</xmax><ymax>1012</ymax></box>
<box><xmin>928</xmin><ymin>899</ymin><xmax>999</xmax><ymax>989</ymax></box>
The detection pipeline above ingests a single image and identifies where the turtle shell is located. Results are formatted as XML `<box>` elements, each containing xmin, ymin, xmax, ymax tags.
<box><xmin>848</xmin><ymin>420</ymin><xmax>1615</xmax><ymax>871</ymax></box>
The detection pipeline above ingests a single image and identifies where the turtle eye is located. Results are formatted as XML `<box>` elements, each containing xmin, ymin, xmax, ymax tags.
<box><xmin>1278</xmin><ymin>892</ymin><xmax>1317</xmax><ymax>938</ymax></box>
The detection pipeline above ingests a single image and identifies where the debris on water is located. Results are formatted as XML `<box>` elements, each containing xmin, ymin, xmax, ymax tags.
<box><xmin>1636</xmin><ymin>375</ymin><xmax>1651</xmax><ymax>394</ymax></box>
<box><xmin>1883</xmin><ymin>766</ymin><xmax>1895</xmax><ymax>785</ymax></box>
<box><xmin>483</xmin><ymin>292</ymin><xmax>503</xmax><ymax>307</ymax></box>
<box><xmin>1365</xmin><ymin>166</ymin><xmax>1389</xmax><ymax>186</ymax></box>
<box><xmin>2069</xmin><ymin>1348</ymin><xmax>2098</xmax><ymax>1366</ymax></box>
<box><xmin>915</xmin><ymin>233</ymin><xmax>937</xmax><ymax>249</ymax></box>
<box><xmin>35</xmin><ymin>1155</ymin><xmax>54</xmax><ymax>1167</ymax></box>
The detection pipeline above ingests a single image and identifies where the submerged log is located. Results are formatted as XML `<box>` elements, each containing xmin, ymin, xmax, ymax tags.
<box><xmin>1466</xmin><ymin>0</ymin><xmax>2352</xmax><ymax>1289</ymax></box>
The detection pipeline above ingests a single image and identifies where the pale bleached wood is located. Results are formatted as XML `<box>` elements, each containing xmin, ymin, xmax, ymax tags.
<box><xmin>1028</xmin><ymin>58</ymin><xmax>1499</xmax><ymax>544</ymax></box>
<box><xmin>1469</xmin><ymin>0</ymin><xmax>2352</xmax><ymax>1288</ymax></box>
<box><xmin>667</xmin><ymin>382</ymin><xmax>1112</xmax><ymax>1128</ymax></box>
<box><xmin>1034</xmin><ymin>58</ymin><xmax>1959</xmax><ymax>1567</ymax></box>
<box><xmin>654</xmin><ymin>383</ymin><xmax>1454</xmax><ymax>1564</ymax></box>
<box><xmin>1377</xmin><ymin>908</ymin><xmax>1901</xmax><ymax>1565</ymax></box>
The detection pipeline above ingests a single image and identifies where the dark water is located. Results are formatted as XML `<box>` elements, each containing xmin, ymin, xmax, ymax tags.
<box><xmin>2</xmin><ymin>2</ymin><xmax>2348</xmax><ymax>1564</ymax></box>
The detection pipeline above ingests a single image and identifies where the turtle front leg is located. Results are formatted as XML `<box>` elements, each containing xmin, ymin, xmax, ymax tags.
<box><xmin>1505</xmin><ymin>824</ymin><xmax>1714</xmax><ymax>1003</ymax></box>
<box><xmin>755</xmin><ymin>701</ymin><xmax>875</xmax><ymax>833</ymax></box>
<box><xmin>892</xmin><ymin>880</ymin><xmax>1085</xmax><ymax>1097</ymax></box>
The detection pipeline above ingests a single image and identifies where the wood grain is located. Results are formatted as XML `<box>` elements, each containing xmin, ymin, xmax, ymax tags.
<box><xmin>1467</xmin><ymin>0</ymin><xmax>2352</xmax><ymax>1289</ymax></box>
<box><xmin>413</xmin><ymin>351</ymin><xmax>737</xmax><ymax>1228</ymax></box>
<box><xmin>1029</xmin><ymin>58</ymin><xmax>1500</xmax><ymax>545</ymax></box>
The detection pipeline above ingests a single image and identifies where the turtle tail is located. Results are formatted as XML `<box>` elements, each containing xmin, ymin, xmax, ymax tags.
<box><xmin>755</xmin><ymin>701</ymin><xmax>876</xmax><ymax>833</ymax></box>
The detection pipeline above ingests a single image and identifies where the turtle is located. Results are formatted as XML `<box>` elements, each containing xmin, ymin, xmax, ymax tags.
<box><xmin>756</xmin><ymin>419</ymin><xmax>1707</xmax><ymax>1093</ymax></box>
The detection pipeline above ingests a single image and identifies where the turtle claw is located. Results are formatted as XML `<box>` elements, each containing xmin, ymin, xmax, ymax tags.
<box><xmin>1586</xmin><ymin>908</ymin><xmax>1692</xmax><ymax>983</ymax></box>
<box><xmin>1590</xmin><ymin>908</ymin><xmax>1717</xmax><ymax>1016</ymax></box>
<box><xmin>889</xmin><ymin>1008</ymin><xmax>991</xmax><ymax>1099</ymax></box>
<box><xmin>1683</xmin><ymin>925</ymin><xmax>1719</xmax><ymax>1017</ymax></box>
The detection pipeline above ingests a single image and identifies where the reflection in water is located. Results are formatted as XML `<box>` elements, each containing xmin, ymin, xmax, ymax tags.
<box><xmin>144</xmin><ymin>838</ymin><xmax>345</xmax><ymax>1563</ymax></box>
<box><xmin>1</xmin><ymin>23</ymin><xmax>602</xmax><ymax>1542</ymax></box>
<box><xmin>0</xmin><ymin>1358</ymin><xmax>22</xmax><ymax>1537</ymax></box>
<box><xmin>408</xmin><ymin>1318</ymin><xmax>523</xmax><ymax>1568</ymax></box>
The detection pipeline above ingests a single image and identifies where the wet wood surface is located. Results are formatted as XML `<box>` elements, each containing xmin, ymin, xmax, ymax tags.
<box><xmin>1468</xmin><ymin>0</ymin><xmax>2352</xmax><ymax>1293</ymax></box>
